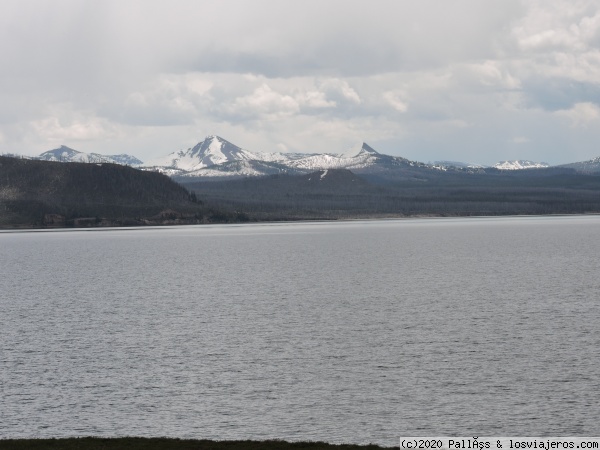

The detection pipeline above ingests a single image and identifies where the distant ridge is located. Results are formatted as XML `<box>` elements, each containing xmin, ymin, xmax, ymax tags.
<box><xmin>558</xmin><ymin>156</ymin><xmax>600</xmax><ymax>173</ymax></box>
<box><xmin>434</xmin><ymin>160</ymin><xmax>485</xmax><ymax>169</ymax></box>
<box><xmin>37</xmin><ymin>145</ymin><xmax>143</xmax><ymax>165</ymax></box>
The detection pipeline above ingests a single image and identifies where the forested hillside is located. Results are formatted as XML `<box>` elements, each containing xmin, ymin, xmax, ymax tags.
<box><xmin>183</xmin><ymin>168</ymin><xmax>600</xmax><ymax>220</ymax></box>
<box><xmin>0</xmin><ymin>156</ymin><xmax>244</xmax><ymax>228</ymax></box>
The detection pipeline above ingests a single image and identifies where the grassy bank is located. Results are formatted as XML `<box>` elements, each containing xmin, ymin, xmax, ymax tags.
<box><xmin>0</xmin><ymin>438</ymin><xmax>398</xmax><ymax>450</ymax></box>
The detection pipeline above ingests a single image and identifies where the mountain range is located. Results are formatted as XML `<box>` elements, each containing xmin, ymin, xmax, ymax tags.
<box><xmin>6</xmin><ymin>136</ymin><xmax>600</xmax><ymax>179</ymax></box>
<box><xmin>142</xmin><ymin>136</ymin><xmax>440</xmax><ymax>181</ymax></box>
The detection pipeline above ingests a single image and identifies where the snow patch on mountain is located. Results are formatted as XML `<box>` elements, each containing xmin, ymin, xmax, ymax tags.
<box><xmin>286</xmin><ymin>153</ymin><xmax>348</xmax><ymax>170</ymax></box>
<box><xmin>178</xmin><ymin>159</ymin><xmax>297</xmax><ymax>179</ymax></box>
<box><xmin>434</xmin><ymin>160</ymin><xmax>486</xmax><ymax>169</ymax></box>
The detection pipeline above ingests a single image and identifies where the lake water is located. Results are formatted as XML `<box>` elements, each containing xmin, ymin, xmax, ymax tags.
<box><xmin>1</xmin><ymin>216</ymin><xmax>600</xmax><ymax>446</ymax></box>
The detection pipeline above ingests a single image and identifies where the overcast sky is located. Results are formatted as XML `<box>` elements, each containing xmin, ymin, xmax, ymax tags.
<box><xmin>1</xmin><ymin>0</ymin><xmax>600</xmax><ymax>165</ymax></box>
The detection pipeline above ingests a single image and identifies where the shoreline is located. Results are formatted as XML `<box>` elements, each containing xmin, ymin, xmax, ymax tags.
<box><xmin>1</xmin><ymin>212</ymin><xmax>600</xmax><ymax>233</ymax></box>
<box><xmin>0</xmin><ymin>437</ymin><xmax>399</xmax><ymax>450</ymax></box>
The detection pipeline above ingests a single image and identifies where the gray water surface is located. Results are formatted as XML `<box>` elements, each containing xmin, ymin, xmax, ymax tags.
<box><xmin>1</xmin><ymin>216</ymin><xmax>599</xmax><ymax>445</ymax></box>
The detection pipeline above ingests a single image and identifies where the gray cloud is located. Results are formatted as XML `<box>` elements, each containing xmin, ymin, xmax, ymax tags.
<box><xmin>1</xmin><ymin>0</ymin><xmax>600</xmax><ymax>165</ymax></box>
<box><xmin>522</xmin><ymin>78</ymin><xmax>600</xmax><ymax>111</ymax></box>
<box><xmin>177</xmin><ymin>0</ymin><xmax>523</xmax><ymax>77</ymax></box>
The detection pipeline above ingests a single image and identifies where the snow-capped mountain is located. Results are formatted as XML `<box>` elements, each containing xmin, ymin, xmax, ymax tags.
<box><xmin>37</xmin><ymin>145</ymin><xmax>143</xmax><ymax>165</ymax></box>
<box><xmin>38</xmin><ymin>146</ymin><xmax>112</xmax><ymax>163</ymax></box>
<box><xmin>493</xmin><ymin>160</ymin><xmax>549</xmax><ymax>170</ymax></box>
<box><xmin>144</xmin><ymin>135</ymin><xmax>295</xmax><ymax>173</ymax></box>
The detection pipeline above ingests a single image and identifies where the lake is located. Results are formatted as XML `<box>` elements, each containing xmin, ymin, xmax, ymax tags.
<box><xmin>1</xmin><ymin>216</ymin><xmax>599</xmax><ymax>446</ymax></box>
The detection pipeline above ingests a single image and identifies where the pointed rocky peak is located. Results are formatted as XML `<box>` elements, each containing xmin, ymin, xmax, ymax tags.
<box><xmin>358</xmin><ymin>142</ymin><xmax>380</xmax><ymax>156</ymax></box>
<box><xmin>347</xmin><ymin>141</ymin><xmax>380</xmax><ymax>158</ymax></box>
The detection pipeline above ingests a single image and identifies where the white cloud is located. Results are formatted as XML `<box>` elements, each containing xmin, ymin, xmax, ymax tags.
<box><xmin>120</xmin><ymin>76</ymin><xmax>200</xmax><ymax>126</ymax></box>
<box><xmin>507</xmin><ymin>1</ymin><xmax>600</xmax><ymax>85</ymax></box>
<box><xmin>512</xmin><ymin>1</ymin><xmax>600</xmax><ymax>53</ymax></box>
<box><xmin>317</xmin><ymin>79</ymin><xmax>362</xmax><ymax>106</ymax></box>
<box><xmin>295</xmin><ymin>90</ymin><xmax>336</xmax><ymax>109</ymax></box>
<box><xmin>555</xmin><ymin>101</ymin><xmax>600</xmax><ymax>126</ymax></box>
<box><xmin>228</xmin><ymin>84</ymin><xmax>300</xmax><ymax>120</ymax></box>
<box><xmin>383</xmin><ymin>91</ymin><xmax>409</xmax><ymax>113</ymax></box>
<box><xmin>30</xmin><ymin>113</ymin><xmax>119</xmax><ymax>145</ymax></box>
<box><xmin>465</xmin><ymin>61</ymin><xmax>521</xmax><ymax>89</ymax></box>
